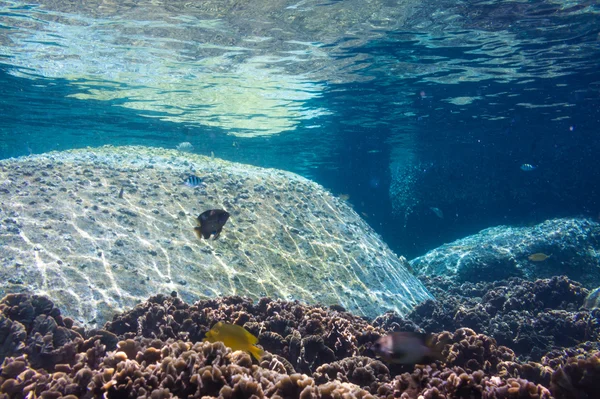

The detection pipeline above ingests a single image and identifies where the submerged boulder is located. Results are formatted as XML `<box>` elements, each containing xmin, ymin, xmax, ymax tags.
<box><xmin>0</xmin><ymin>146</ymin><xmax>431</xmax><ymax>325</ymax></box>
<box><xmin>410</xmin><ymin>218</ymin><xmax>600</xmax><ymax>287</ymax></box>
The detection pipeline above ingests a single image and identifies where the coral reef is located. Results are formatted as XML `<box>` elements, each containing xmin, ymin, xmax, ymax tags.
<box><xmin>313</xmin><ymin>356</ymin><xmax>391</xmax><ymax>392</ymax></box>
<box><xmin>1</xmin><ymin>282</ymin><xmax>599</xmax><ymax>398</ymax></box>
<box><xmin>103</xmin><ymin>294</ymin><xmax>384</xmax><ymax>374</ymax></box>
<box><xmin>0</xmin><ymin>339</ymin><xmax>377</xmax><ymax>399</ymax></box>
<box><xmin>409</xmin><ymin>276</ymin><xmax>599</xmax><ymax>361</ymax></box>
<box><xmin>0</xmin><ymin>294</ymin><xmax>119</xmax><ymax>371</ymax></box>
<box><xmin>380</xmin><ymin>365</ymin><xmax>553</xmax><ymax>399</ymax></box>
<box><xmin>549</xmin><ymin>351</ymin><xmax>600</xmax><ymax>399</ymax></box>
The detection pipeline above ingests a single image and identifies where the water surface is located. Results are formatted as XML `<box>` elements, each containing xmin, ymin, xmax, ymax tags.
<box><xmin>1</xmin><ymin>0</ymin><xmax>599</xmax><ymax>256</ymax></box>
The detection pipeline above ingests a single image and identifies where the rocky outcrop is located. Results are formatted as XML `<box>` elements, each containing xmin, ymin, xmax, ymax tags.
<box><xmin>410</xmin><ymin>218</ymin><xmax>600</xmax><ymax>287</ymax></box>
<box><xmin>0</xmin><ymin>146</ymin><xmax>431</xmax><ymax>326</ymax></box>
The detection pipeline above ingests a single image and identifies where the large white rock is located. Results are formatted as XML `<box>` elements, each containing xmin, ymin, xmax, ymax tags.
<box><xmin>0</xmin><ymin>146</ymin><xmax>431</xmax><ymax>326</ymax></box>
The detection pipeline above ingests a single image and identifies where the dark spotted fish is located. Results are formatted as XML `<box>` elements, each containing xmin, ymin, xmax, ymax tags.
<box><xmin>194</xmin><ymin>209</ymin><xmax>230</xmax><ymax>240</ymax></box>
<box><xmin>372</xmin><ymin>332</ymin><xmax>446</xmax><ymax>364</ymax></box>
<box><xmin>184</xmin><ymin>175</ymin><xmax>204</xmax><ymax>187</ymax></box>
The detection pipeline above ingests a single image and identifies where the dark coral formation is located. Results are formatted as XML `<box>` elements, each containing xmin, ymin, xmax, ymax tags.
<box><xmin>0</xmin><ymin>275</ymin><xmax>599</xmax><ymax>398</ymax></box>
<box><xmin>0</xmin><ymin>339</ymin><xmax>377</xmax><ymax>399</ymax></box>
<box><xmin>0</xmin><ymin>294</ymin><xmax>118</xmax><ymax>371</ymax></box>
<box><xmin>410</xmin><ymin>275</ymin><xmax>599</xmax><ymax>361</ymax></box>
<box><xmin>549</xmin><ymin>351</ymin><xmax>600</xmax><ymax>399</ymax></box>
<box><xmin>103</xmin><ymin>294</ymin><xmax>383</xmax><ymax>375</ymax></box>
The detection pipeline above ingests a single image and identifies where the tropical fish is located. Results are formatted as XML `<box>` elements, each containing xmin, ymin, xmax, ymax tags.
<box><xmin>528</xmin><ymin>253</ymin><xmax>551</xmax><ymax>262</ymax></box>
<box><xmin>184</xmin><ymin>175</ymin><xmax>204</xmax><ymax>187</ymax></box>
<box><xmin>551</xmin><ymin>366</ymin><xmax>577</xmax><ymax>398</ymax></box>
<box><xmin>583</xmin><ymin>286</ymin><xmax>600</xmax><ymax>310</ymax></box>
<box><xmin>371</xmin><ymin>332</ymin><xmax>445</xmax><ymax>364</ymax></box>
<box><xmin>520</xmin><ymin>164</ymin><xmax>537</xmax><ymax>171</ymax></box>
<box><xmin>430</xmin><ymin>207</ymin><xmax>444</xmax><ymax>219</ymax></box>
<box><xmin>118</xmin><ymin>187</ymin><xmax>124</xmax><ymax>199</ymax></box>
<box><xmin>203</xmin><ymin>322</ymin><xmax>264</xmax><ymax>361</ymax></box>
<box><xmin>338</xmin><ymin>194</ymin><xmax>350</xmax><ymax>201</ymax></box>
<box><xmin>176</xmin><ymin>142</ymin><xmax>194</xmax><ymax>152</ymax></box>
<box><xmin>194</xmin><ymin>209</ymin><xmax>230</xmax><ymax>240</ymax></box>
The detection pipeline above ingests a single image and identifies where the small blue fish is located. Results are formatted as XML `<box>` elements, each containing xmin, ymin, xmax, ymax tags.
<box><xmin>184</xmin><ymin>175</ymin><xmax>204</xmax><ymax>187</ymax></box>
<box><xmin>520</xmin><ymin>164</ymin><xmax>537</xmax><ymax>172</ymax></box>
<box><xmin>430</xmin><ymin>207</ymin><xmax>444</xmax><ymax>219</ymax></box>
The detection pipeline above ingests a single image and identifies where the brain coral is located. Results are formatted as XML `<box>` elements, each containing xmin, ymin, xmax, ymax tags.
<box><xmin>0</xmin><ymin>146</ymin><xmax>431</xmax><ymax>326</ymax></box>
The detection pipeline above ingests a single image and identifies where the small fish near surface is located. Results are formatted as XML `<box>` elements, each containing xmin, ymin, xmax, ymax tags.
<box><xmin>520</xmin><ymin>163</ymin><xmax>537</xmax><ymax>172</ymax></box>
<box><xmin>371</xmin><ymin>332</ymin><xmax>446</xmax><ymax>365</ymax></box>
<box><xmin>194</xmin><ymin>209</ymin><xmax>230</xmax><ymax>240</ymax></box>
<box><xmin>430</xmin><ymin>207</ymin><xmax>444</xmax><ymax>219</ymax></box>
<box><xmin>528</xmin><ymin>252</ymin><xmax>551</xmax><ymax>262</ymax></box>
<box><xmin>203</xmin><ymin>321</ymin><xmax>264</xmax><ymax>361</ymax></box>
<box><xmin>184</xmin><ymin>175</ymin><xmax>204</xmax><ymax>187</ymax></box>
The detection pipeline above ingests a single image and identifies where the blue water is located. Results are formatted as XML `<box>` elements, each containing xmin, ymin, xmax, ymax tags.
<box><xmin>1</xmin><ymin>0</ymin><xmax>600</xmax><ymax>258</ymax></box>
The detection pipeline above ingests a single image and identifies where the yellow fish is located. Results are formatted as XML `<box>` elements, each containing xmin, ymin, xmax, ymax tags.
<box><xmin>203</xmin><ymin>322</ymin><xmax>264</xmax><ymax>361</ymax></box>
<box><xmin>528</xmin><ymin>253</ymin><xmax>551</xmax><ymax>262</ymax></box>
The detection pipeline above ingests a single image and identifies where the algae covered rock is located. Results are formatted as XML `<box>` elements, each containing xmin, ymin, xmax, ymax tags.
<box><xmin>0</xmin><ymin>146</ymin><xmax>431</xmax><ymax>325</ymax></box>
<box><xmin>410</xmin><ymin>218</ymin><xmax>600</xmax><ymax>287</ymax></box>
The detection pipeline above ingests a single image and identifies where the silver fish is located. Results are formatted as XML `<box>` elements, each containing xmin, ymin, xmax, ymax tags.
<box><xmin>430</xmin><ymin>207</ymin><xmax>444</xmax><ymax>219</ymax></box>
<box><xmin>520</xmin><ymin>163</ymin><xmax>537</xmax><ymax>171</ymax></box>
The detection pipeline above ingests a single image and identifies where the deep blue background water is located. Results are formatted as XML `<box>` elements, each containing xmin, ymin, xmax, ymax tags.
<box><xmin>2</xmin><ymin>0</ymin><xmax>600</xmax><ymax>258</ymax></box>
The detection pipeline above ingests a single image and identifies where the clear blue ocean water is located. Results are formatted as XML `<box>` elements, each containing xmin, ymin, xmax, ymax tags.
<box><xmin>2</xmin><ymin>4</ymin><xmax>600</xmax><ymax>397</ymax></box>
<box><xmin>1</xmin><ymin>0</ymin><xmax>599</xmax><ymax>258</ymax></box>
